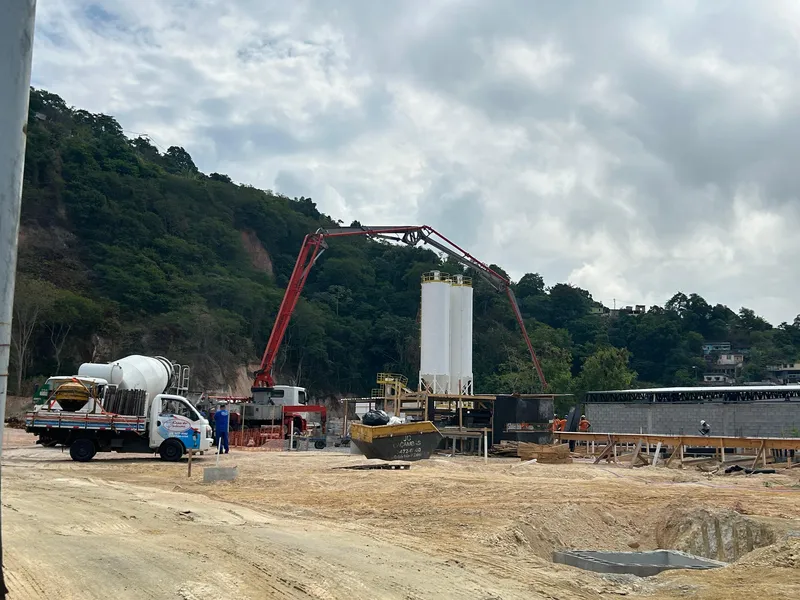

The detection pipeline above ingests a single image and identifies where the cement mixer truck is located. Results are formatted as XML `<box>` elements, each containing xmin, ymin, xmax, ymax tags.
<box><xmin>25</xmin><ymin>355</ymin><xmax>212</xmax><ymax>462</ymax></box>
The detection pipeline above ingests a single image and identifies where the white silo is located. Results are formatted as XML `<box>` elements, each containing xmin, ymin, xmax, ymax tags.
<box><xmin>449</xmin><ymin>275</ymin><xmax>464</xmax><ymax>393</ymax></box>
<box><xmin>460</xmin><ymin>277</ymin><xmax>474</xmax><ymax>395</ymax></box>
<box><xmin>419</xmin><ymin>271</ymin><xmax>451</xmax><ymax>393</ymax></box>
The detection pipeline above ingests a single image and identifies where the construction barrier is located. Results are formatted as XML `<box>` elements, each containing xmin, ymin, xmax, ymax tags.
<box><xmin>228</xmin><ymin>426</ymin><xmax>286</xmax><ymax>451</ymax></box>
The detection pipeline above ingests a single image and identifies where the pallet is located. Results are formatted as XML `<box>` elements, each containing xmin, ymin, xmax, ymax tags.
<box><xmin>334</xmin><ymin>463</ymin><xmax>411</xmax><ymax>471</ymax></box>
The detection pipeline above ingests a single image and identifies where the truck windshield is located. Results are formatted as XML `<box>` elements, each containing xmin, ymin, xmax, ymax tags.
<box><xmin>160</xmin><ymin>399</ymin><xmax>201</xmax><ymax>421</ymax></box>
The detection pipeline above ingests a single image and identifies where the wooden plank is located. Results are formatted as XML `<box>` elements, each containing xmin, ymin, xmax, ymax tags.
<box><xmin>557</xmin><ymin>431</ymin><xmax>800</xmax><ymax>451</ymax></box>
<box><xmin>629</xmin><ymin>439</ymin><xmax>643</xmax><ymax>469</ymax></box>
<box><xmin>751</xmin><ymin>441</ymin><xmax>765</xmax><ymax>470</ymax></box>
<box><xmin>651</xmin><ymin>441</ymin><xmax>663</xmax><ymax>467</ymax></box>
<box><xmin>682</xmin><ymin>456</ymin><xmax>720</xmax><ymax>465</ymax></box>
<box><xmin>593</xmin><ymin>437</ymin><xmax>614</xmax><ymax>464</ymax></box>
<box><xmin>665</xmin><ymin>438</ymin><xmax>683</xmax><ymax>467</ymax></box>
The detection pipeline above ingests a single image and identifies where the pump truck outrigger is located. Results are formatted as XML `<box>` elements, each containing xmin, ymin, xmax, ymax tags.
<box><xmin>249</xmin><ymin>225</ymin><xmax>547</xmax><ymax>414</ymax></box>
<box><xmin>25</xmin><ymin>355</ymin><xmax>212</xmax><ymax>462</ymax></box>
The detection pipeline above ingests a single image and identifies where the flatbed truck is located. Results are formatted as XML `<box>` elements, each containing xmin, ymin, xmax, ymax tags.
<box><xmin>25</xmin><ymin>355</ymin><xmax>212</xmax><ymax>462</ymax></box>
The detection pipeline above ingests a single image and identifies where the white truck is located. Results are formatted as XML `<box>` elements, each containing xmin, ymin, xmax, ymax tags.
<box><xmin>25</xmin><ymin>355</ymin><xmax>212</xmax><ymax>462</ymax></box>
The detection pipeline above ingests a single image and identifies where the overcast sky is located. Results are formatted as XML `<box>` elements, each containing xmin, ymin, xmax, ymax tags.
<box><xmin>30</xmin><ymin>0</ymin><xmax>800</xmax><ymax>325</ymax></box>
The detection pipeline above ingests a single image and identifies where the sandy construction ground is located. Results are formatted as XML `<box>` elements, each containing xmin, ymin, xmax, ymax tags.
<box><xmin>2</xmin><ymin>430</ymin><xmax>800</xmax><ymax>599</ymax></box>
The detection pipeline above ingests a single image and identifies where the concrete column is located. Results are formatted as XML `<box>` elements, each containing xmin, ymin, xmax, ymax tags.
<box><xmin>0</xmin><ymin>0</ymin><xmax>38</xmax><ymax>456</ymax></box>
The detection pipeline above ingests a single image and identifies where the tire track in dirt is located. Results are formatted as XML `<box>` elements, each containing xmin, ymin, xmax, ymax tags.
<box><xmin>1</xmin><ymin>468</ymin><xmax>555</xmax><ymax>599</ymax></box>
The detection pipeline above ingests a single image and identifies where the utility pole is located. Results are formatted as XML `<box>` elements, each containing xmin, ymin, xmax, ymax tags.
<box><xmin>0</xmin><ymin>0</ymin><xmax>37</xmax><ymax>458</ymax></box>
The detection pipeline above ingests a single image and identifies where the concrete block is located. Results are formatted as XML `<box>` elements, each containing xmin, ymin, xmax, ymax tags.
<box><xmin>552</xmin><ymin>549</ymin><xmax>726</xmax><ymax>577</ymax></box>
<box><xmin>585</xmin><ymin>400</ymin><xmax>800</xmax><ymax>437</ymax></box>
<box><xmin>203</xmin><ymin>466</ymin><xmax>238</xmax><ymax>483</ymax></box>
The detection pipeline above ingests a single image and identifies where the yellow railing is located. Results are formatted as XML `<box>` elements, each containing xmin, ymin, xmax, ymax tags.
<box><xmin>376</xmin><ymin>372</ymin><xmax>408</xmax><ymax>387</ymax></box>
<box><xmin>421</xmin><ymin>271</ymin><xmax>452</xmax><ymax>283</ymax></box>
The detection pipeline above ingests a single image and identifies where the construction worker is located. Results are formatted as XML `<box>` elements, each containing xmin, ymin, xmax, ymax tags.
<box><xmin>578</xmin><ymin>415</ymin><xmax>591</xmax><ymax>432</ymax></box>
<box><xmin>559</xmin><ymin>415</ymin><xmax>569</xmax><ymax>431</ymax></box>
<box><xmin>699</xmin><ymin>420</ymin><xmax>711</xmax><ymax>436</ymax></box>
<box><xmin>551</xmin><ymin>414</ymin><xmax>560</xmax><ymax>433</ymax></box>
<box><xmin>214</xmin><ymin>402</ymin><xmax>230</xmax><ymax>454</ymax></box>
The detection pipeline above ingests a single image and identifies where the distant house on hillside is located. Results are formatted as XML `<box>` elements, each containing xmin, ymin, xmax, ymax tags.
<box><xmin>702</xmin><ymin>342</ymin><xmax>731</xmax><ymax>356</ymax></box>
<box><xmin>766</xmin><ymin>363</ymin><xmax>800</xmax><ymax>384</ymax></box>
<box><xmin>606</xmin><ymin>305</ymin><xmax>647</xmax><ymax>318</ymax></box>
<box><xmin>704</xmin><ymin>353</ymin><xmax>744</xmax><ymax>380</ymax></box>
<box><xmin>703</xmin><ymin>374</ymin><xmax>735</xmax><ymax>385</ymax></box>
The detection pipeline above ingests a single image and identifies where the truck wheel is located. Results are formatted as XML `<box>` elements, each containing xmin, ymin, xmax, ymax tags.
<box><xmin>159</xmin><ymin>439</ymin><xmax>184</xmax><ymax>462</ymax></box>
<box><xmin>314</xmin><ymin>440</ymin><xmax>326</xmax><ymax>450</ymax></box>
<box><xmin>70</xmin><ymin>439</ymin><xmax>97</xmax><ymax>462</ymax></box>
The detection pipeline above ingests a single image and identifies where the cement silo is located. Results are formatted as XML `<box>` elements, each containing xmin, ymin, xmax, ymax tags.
<box><xmin>448</xmin><ymin>276</ymin><xmax>463</xmax><ymax>394</ymax></box>
<box><xmin>459</xmin><ymin>277</ymin><xmax>474</xmax><ymax>395</ymax></box>
<box><xmin>419</xmin><ymin>271</ymin><xmax>451</xmax><ymax>393</ymax></box>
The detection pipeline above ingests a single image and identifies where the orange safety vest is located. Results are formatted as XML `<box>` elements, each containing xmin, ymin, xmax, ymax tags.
<box><xmin>578</xmin><ymin>419</ymin><xmax>591</xmax><ymax>432</ymax></box>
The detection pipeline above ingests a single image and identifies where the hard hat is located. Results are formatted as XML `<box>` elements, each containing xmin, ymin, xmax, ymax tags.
<box><xmin>581</xmin><ymin>415</ymin><xmax>586</xmax><ymax>419</ymax></box>
<box><xmin>700</xmin><ymin>420</ymin><xmax>705</xmax><ymax>424</ymax></box>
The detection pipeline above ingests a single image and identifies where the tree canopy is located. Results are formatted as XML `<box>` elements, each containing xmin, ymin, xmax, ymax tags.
<box><xmin>12</xmin><ymin>88</ymin><xmax>800</xmax><ymax>400</ymax></box>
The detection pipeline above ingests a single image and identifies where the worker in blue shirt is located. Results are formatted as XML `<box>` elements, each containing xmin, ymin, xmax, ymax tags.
<box><xmin>214</xmin><ymin>403</ymin><xmax>230</xmax><ymax>454</ymax></box>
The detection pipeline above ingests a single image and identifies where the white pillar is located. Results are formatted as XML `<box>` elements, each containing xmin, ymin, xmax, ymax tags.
<box><xmin>0</xmin><ymin>0</ymin><xmax>38</xmax><ymax>457</ymax></box>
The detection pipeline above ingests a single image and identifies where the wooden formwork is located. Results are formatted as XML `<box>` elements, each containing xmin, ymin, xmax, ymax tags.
<box><xmin>556</xmin><ymin>432</ymin><xmax>800</xmax><ymax>469</ymax></box>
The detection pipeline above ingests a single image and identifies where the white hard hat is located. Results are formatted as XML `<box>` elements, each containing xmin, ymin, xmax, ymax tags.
<box><xmin>700</xmin><ymin>420</ymin><xmax>706</xmax><ymax>424</ymax></box>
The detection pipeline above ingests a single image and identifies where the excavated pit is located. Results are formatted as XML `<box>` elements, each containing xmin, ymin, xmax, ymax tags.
<box><xmin>552</xmin><ymin>549</ymin><xmax>726</xmax><ymax>577</ymax></box>
<box><xmin>497</xmin><ymin>503</ymin><xmax>782</xmax><ymax>576</ymax></box>
<box><xmin>654</xmin><ymin>506</ymin><xmax>776</xmax><ymax>562</ymax></box>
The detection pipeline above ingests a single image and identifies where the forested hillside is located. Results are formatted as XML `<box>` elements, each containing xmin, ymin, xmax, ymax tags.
<box><xmin>11</xmin><ymin>89</ymin><xmax>800</xmax><ymax>404</ymax></box>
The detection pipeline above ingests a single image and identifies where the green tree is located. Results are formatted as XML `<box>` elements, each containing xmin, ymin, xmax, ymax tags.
<box><xmin>17</xmin><ymin>87</ymin><xmax>800</xmax><ymax>401</ymax></box>
<box><xmin>11</xmin><ymin>277</ymin><xmax>57</xmax><ymax>393</ymax></box>
<box><xmin>44</xmin><ymin>290</ymin><xmax>102</xmax><ymax>374</ymax></box>
<box><xmin>574</xmin><ymin>346</ymin><xmax>637</xmax><ymax>398</ymax></box>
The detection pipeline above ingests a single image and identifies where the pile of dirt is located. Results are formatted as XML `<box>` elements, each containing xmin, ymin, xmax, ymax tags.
<box><xmin>737</xmin><ymin>536</ymin><xmax>800</xmax><ymax>568</ymax></box>
<box><xmin>489</xmin><ymin>503</ymin><xmax>644</xmax><ymax>560</ymax></box>
<box><xmin>4</xmin><ymin>396</ymin><xmax>33</xmax><ymax>421</ymax></box>
<box><xmin>654</xmin><ymin>505</ymin><xmax>775</xmax><ymax>562</ymax></box>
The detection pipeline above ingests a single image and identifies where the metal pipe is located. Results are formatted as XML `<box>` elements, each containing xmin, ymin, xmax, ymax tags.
<box><xmin>0</xmin><ymin>0</ymin><xmax>38</xmax><ymax>459</ymax></box>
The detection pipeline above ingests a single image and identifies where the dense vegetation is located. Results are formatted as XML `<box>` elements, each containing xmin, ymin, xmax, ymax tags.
<box><xmin>11</xmin><ymin>89</ymin><xmax>800</xmax><ymax>406</ymax></box>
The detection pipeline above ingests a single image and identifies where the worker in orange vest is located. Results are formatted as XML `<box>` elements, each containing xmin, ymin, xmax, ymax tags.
<box><xmin>559</xmin><ymin>415</ymin><xmax>569</xmax><ymax>431</ymax></box>
<box><xmin>578</xmin><ymin>415</ymin><xmax>591</xmax><ymax>432</ymax></box>
<box><xmin>550</xmin><ymin>414</ymin><xmax>560</xmax><ymax>432</ymax></box>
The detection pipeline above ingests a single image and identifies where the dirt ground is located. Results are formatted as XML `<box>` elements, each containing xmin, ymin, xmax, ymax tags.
<box><xmin>2</xmin><ymin>430</ymin><xmax>800</xmax><ymax>599</ymax></box>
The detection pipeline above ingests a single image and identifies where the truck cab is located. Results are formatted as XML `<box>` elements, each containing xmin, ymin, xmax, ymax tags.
<box><xmin>242</xmin><ymin>386</ymin><xmax>314</xmax><ymax>433</ymax></box>
<box><xmin>251</xmin><ymin>385</ymin><xmax>308</xmax><ymax>406</ymax></box>
<box><xmin>151</xmin><ymin>394</ymin><xmax>212</xmax><ymax>460</ymax></box>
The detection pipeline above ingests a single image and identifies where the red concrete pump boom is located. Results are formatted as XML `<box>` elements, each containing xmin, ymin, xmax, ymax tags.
<box><xmin>252</xmin><ymin>225</ymin><xmax>547</xmax><ymax>390</ymax></box>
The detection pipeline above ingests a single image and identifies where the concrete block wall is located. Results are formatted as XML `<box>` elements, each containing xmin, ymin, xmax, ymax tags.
<box><xmin>584</xmin><ymin>401</ymin><xmax>800</xmax><ymax>438</ymax></box>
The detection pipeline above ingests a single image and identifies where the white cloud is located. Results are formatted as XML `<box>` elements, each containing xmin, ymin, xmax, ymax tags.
<box><xmin>29</xmin><ymin>0</ymin><xmax>800</xmax><ymax>324</ymax></box>
<box><xmin>484</xmin><ymin>38</ymin><xmax>572</xmax><ymax>90</ymax></box>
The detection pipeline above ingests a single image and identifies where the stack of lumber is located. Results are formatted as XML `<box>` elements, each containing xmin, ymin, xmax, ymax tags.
<box><xmin>518</xmin><ymin>442</ymin><xmax>573</xmax><ymax>464</ymax></box>
<box><xmin>489</xmin><ymin>441</ymin><xmax>519</xmax><ymax>457</ymax></box>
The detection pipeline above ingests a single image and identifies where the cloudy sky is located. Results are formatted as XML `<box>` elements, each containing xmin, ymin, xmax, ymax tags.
<box><xmin>30</xmin><ymin>0</ymin><xmax>800</xmax><ymax>325</ymax></box>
